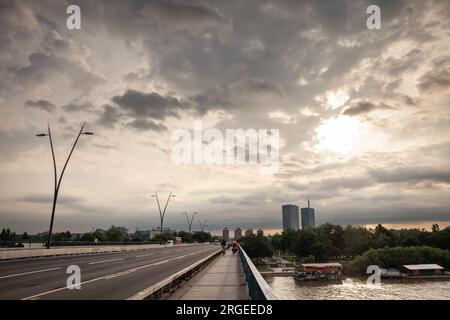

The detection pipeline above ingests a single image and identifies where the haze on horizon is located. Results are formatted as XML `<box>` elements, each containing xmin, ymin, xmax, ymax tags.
<box><xmin>0</xmin><ymin>0</ymin><xmax>449</xmax><ymax>234</ymax></box>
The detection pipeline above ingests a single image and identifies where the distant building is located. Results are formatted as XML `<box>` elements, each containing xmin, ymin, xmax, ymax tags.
<box><xmin>282</xmin><ymin>204</ymin><xmax>299</xmax><ymax>231</ymax></box>
<box><xmin>222</xmin><ymin>227</ymin><xmax>230</xmax><ymax>241</ymax></box>
<box><xmin>234</xmin><ymin>228</ymin><xmax>242</xmax><ymax>240</ymax></box>
<box><xmin>245</xmin><ymin>228</ymin><xmax>254</xmax><ymax>237</ymax></box>
<box><xmin>256</xmin><ymin>228</ymin><xmax>264</xmax><ymax>237</ymax></box>
<box><xmin>301</xmin><ymin>200</ymin><xmax>315</xmax><ymax>229</ymax></box>
<box><xmin>134</xmin><ymin>230</ymin><xmax>150</xmax><ymax>241</ymax></box>
<box><xmin>149</xmin><ymin>227</ymin><xmax>176</xmax><ymax>239</ymax></box>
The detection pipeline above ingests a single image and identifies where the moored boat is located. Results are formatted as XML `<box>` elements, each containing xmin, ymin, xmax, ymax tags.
<box><xmin>294</xmin><ymin>263</ymin><xmax>344</xmax><ymax>281</ymax></box>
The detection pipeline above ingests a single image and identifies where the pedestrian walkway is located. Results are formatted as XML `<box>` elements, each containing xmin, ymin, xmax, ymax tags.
<box><xmin>176</xmin><ymin>249</ymin><xmax>248</xmax><ymax>300</ymax></box>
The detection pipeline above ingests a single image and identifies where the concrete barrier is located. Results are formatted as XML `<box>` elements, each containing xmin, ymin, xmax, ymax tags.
<box><xmin>0</xmin><ymin>244</ymin><xmax>201</xmax><ymax>260</ymax></box>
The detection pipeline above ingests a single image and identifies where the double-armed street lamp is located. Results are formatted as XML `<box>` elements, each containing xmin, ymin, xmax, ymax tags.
<box><xmin>152</xmin><ymin>192</ymin><xmax>176</xmax><ymax>244</ymax></box>
<box><xmin>181</xmin><ymin>211</ymin><xmax>197</xmax><ymax>234</ymax></box>
<box><xmin>198</xmin><ymin>219</ymin><xmax>208</xmax><ymax>233</ymax></box>
<box><xmin>36</xmin><ymin>122</ymin><xmax>93</xmax><ymax>249</ymax></box>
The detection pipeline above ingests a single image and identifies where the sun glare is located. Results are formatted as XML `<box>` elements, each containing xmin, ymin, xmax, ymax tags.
<box><xmin>315</xmin><ymin>116</ymin><xmax>370</xmax><ymax>154</ymax></box>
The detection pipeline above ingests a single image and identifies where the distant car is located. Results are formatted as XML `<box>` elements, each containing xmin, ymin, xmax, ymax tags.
<box><xmin>214</xmin><ymin>240</ymin><xmax>219</xmax><ymax>245</ymax></box>
<box><xmin>166</xmin><ymin>240</ymin><xmax>174</xmax><ymax>246</ymax></box>
<box><xmin>193</xmin><ymin>241</ymin><xmax>198</xmax><ymax>244</ymax></box>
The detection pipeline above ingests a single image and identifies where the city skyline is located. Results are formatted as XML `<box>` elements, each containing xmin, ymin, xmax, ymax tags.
<box><xmin>1</xmin><ymin>0</ymin><xmax>450</xmax><ymax>234</ymax></box>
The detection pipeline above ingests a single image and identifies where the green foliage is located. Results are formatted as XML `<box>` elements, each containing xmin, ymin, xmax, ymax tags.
<box><xmin>348</xmin><ymin>246</ymin><xmax>450</xmax><ymax>274</ymax></box>
<box><xmin>177</xmin><ymin>231</ymin><xmax>194</xmax><ymax>243</ymax></box>
<box><xmin>192</xmin><ymin>231</ymin><xmax>212</xmax><ymax>243</ymax></box>
<box><xmin>240</xmin><ymin>235</ymin><xmax>273</xmax><ymax>265</ymax></box>
<box><xmin>302</xmin><ymin>254</ymin><xmax>315</xmax><ymax>263</ymax></box>
<box><xmin>271</xmin><ymin>224</ymin><xmax>450</xmax><ymax>263</ymax></box>
<box><xmin>0</xmin><ymin>228</ymin><xmax>16</xmax><ymax>241</ymax></box>
<box><xmin>53</xmin><ymin>231</ymin><xmax>72</xmax><ymax>241</ymax></box>
<box><xmin>104</xmin><ymin>225</ymin><xmax>128</xmax><ymax>242</ymax></box>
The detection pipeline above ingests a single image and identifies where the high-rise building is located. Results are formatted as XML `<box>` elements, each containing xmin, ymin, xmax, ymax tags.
<box><xmin>301</xmin><ymin>200</ymin><xmax>316</xmax><ymax>229</ymax></box>
<box><xmin>282</xmin><ymin>204</ymin><xmax>299</xmax><ymax>231</ymax></box>
<box><xmin>256</xmin><ymin>228</ymin><xmax>264</xmax><ymax>237</ymax></box>
<box><xmin>245</xmin><ymin>228</ymin><xmax>254</xmax><ymax>237</ymax></box>
<box><xmin>234</xmin><ymin>227</ymin><xmax>242</xmax><ymax>240</ymax></box>
<box><xmin>222</xmin><ymin>227</ymin><xmax>230</xmax><ymax>241</ymax></box>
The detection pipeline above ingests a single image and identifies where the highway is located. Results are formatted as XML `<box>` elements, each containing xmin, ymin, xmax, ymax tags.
<box><xmin>0</xmin><ymin>244</ymin><xmax>220</xmax><ymax>300</ymax></box>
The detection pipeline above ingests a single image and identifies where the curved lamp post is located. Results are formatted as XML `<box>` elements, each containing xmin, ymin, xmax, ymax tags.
<box><xmin>181</xmin><ymin>211</ymin><xmax>197</xmax><ymax>234</ymax></box>
<box><xmin>36</xmin><ymin>122</ymin><xmax>93</xmax><ymax>249</ymax></box>
<box><xmin>152</xmin><ymin>192</ymin><xmax>176</xmax><ymax>244</ymax></box>
<box><xmin>198</xmin><ymin>219</ymin><xmax>208</xmax><ymax>233</ymax></box>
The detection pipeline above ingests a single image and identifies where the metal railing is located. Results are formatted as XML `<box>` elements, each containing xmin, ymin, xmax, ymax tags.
<box><xmin>238</xmin><ymin>244</ymin><xmax>278</xmax><ymax>300</ymax></box>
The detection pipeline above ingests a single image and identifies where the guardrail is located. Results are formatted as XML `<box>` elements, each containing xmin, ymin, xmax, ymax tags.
<box><xmin>0</xmin><ymin>243</ymin><xmax>204</xmax><ymax>260</ymax></box>
<box><xmin>127</xmin><ymin>248</ymin><xmax>222</xmax><ymax>300</ymax></box>
<box><xmin>238</xmin><ymin>244</ymin><xmax>278</xmax><ymax>300</ymax></box>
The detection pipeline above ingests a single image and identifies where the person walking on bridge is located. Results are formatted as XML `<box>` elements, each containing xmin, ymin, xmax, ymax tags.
<box><xmin>231</xmin><ymin>239</ymin><xmax>238</xmax><ymax>255</ymax></box>
<box><xmin>221</xmin><ymin>239</ymin><xmax>226</xmax><ymax>255</ymax></box>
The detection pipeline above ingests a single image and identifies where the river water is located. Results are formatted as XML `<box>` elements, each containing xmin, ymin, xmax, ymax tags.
<box><xmin>264</xmin><ymin>276</ymin><xmax>450</xmax><ymax>300</ymax></box>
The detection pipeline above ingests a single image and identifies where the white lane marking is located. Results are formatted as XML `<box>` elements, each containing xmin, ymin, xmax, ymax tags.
<box><xmin>104</xmin><ymin>269</ymin><xmax>137</xmax><ymax>279</ymax></box>
<box><xmin>88</xmin><ymin>258</ymin><xmax>123</xmax><ymax>265</ymax></box>
<box><xmin>135</xmin><ymin>253</ymin><xmax>155</xmax><ymax>258</ymax></box>
<box><xmin>0</xmin><ymin>267</ymin><xmax>62</xmax><ymax>280</ymax></box>
<box><xmin>21</xmin><ymin>248</ymin><xmax>216</xmax><ymax>300</ymax></box>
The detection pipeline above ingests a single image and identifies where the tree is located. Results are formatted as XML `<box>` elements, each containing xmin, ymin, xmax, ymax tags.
<box><xmin>104</xmin><ymin>226</ymin><xmax>128</xmax><ymax>242</ymax></box>
<box><xmin>432</xmin><ymin>224</ymin><xmax>440</xmax><ymax>233</ymax></box>
<box><xmin>240</xmin><ymin>236</ymin><xmax>273</xmax><ymax>265</ymax></box>
<box><xmin>291</xmin><ymin>229</ymin><xmax>317</xmax><ymax>258</ymax></box>
<box><xmin>21</xmin><ymin>232</ymin><xmax>30</xmax><ymax>240</ymax></box>
<box><xmin>310</xmin><ymin>242</ymin><xmax>329</xmax><ymax>262</ymax></box>
<box><xmin>81</xmin><ymin>232</ymin><xmax>96</xmax><ymax>241</ymax></box>
<box><xmin>177</xmin><ymin>231</ymin><xmax>193</xmax><ymax>243</ymax></box>
<box><xmin>192</xmin><ymin>231</ymin><xmax>212</xmax><ymax>243</ymax></box>
<box><xmin>53</xmin><ymin>231</ymin><xmax>71</xmax><ymax>241</ymax></box>
<box><xmin>348</xmin><ymin>246</ymin><xmax>450</xmax><ymax>274</ymax></box>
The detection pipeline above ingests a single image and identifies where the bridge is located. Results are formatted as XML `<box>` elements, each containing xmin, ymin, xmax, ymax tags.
<box><xmin>0</xmin><ymin>244</ymin><xmax>278</xmax><ymax>300</ymax></box>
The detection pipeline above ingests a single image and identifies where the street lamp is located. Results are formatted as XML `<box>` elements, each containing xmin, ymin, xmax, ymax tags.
<box><xmin>152</xmin><ymin>192</ymin><xmax>176</xmax><ymax>244</ymax></box>
<box><xmin>198</xmin><ymin>219</ymin><xmax>208</xmax><ymax>232</ymax></box>
<box><xmin>181</xmin><ymin>211</ymin><xmax>197</xmax><ymax>234</ymax></box>
<box><xmin>36</xmin><ymin>122</ymin><xmax>93</xmax><ymax>249</ymax></box>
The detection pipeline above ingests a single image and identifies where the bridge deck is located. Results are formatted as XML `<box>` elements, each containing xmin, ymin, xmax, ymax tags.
<box><xmin>176</xmin><ymin>249</ymin><xmax>248</xmax><ymax>300</ymax></box>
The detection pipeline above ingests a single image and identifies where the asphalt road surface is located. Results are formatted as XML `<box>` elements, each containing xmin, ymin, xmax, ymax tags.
<box><xmin>0</xmin><ymin>244</ymin><xmax>220</xmax><ymax>300</ymax></box>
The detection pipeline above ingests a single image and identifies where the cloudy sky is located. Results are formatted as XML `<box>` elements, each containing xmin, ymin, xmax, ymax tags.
<box><xmin>1</xmin><ymin>0</ymin><xmax>449</xmax><ymax>235</ymax></box>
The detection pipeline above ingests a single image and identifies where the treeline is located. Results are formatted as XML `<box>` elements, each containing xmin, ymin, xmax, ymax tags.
<box><xmin>268</xmin><ymin>223</ymin><xmax>450</xmax><ymax>262</ymax></box>
<box><xmin>347</xmin><ymin>246</ymin><xmax>450</xmax><ymax>273</ymax></box>
<box><xmin>237</xmin><ymin>223</ymin><xmax>450</xmax><ymax>266</ymax></box>
<box><xmin>0</xmin><ymin>226</ymin><xmax>213</xmax><ymax>244</ymax></box>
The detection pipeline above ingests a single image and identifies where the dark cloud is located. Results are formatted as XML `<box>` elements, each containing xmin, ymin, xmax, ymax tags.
<box><xmin>128</xmin><ymin>119</ymin><xmax>167</xmax><ymax>132</ymax></box>
<box><xmin>343</xmin><ymin>101</ymin><xmax>393</xmax><ymax>116</ymax></box>
<box><xmin>62</xmin><ymin>100</ymin><xmax>95</xmax><ymax>113</ymax></box>
<box><xmin>231</xmin><ymin>78</ymin><xmax>285</xmax><ymax>97</ymax></box>
<box><xmin>369</xmin><ymin>167</ymin><xmax>450</xmax><ymax>185</ymax></box>
<box><xmin>111</xmin><ymin>89</ymin><xmax>185</xmax><ymax>121</ymax></box>
<box><xmin>418</xmin><ymin>69</ymin><xmax>450</xmax><ymax>93</ymax></box>
<box><xmin>18</xmin><ymin>194</ymin><xmax>81</xmax><ymax>205</ymax></box>
<box><xmin>97</xmin><ymin>104</ymin><xmax>122</xmax><ymax>128</ymax></box>
<box><xmin>402</xmin><ymin>95</ymin><xmax>418</xmax><ymax>106</ymax></box>
<box><xmin>24</xmin><ymin>99</ymin><xmax>56</xmax><ymax>112</ymax></box>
